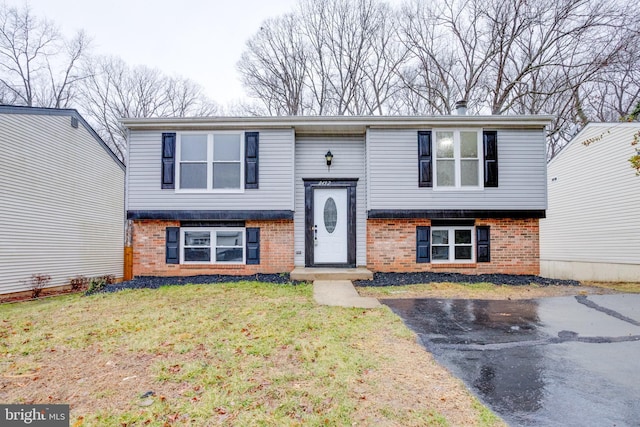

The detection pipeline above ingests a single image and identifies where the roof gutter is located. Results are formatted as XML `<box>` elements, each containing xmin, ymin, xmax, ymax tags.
<box><xmin>120</xmin><ymin>115</ymin><xmax>555</xmax><ymax>131</ymax></box>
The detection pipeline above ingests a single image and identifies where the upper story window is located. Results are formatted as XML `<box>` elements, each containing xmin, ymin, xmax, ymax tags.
<box><xmin>177</xmin><ymin>132</ymin><xmax>243</xmax><ymax>191</ymax></box>
<box><xmin>434</xmin><ymin>130</ymin><xmax>481</xmax><ymax>189</ymax></box>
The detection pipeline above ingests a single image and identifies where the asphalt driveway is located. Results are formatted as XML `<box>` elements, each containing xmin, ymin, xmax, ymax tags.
<box><xmin>382</xmin><ymin>294</ymin><xmax>640</xmax><ymax>427</ymax></box>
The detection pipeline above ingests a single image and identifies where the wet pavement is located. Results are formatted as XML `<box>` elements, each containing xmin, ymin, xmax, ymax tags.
<box><xmin>382</xmin><ymin>294</ymin><xmax>640</xmax><ymax>427</ymax></box>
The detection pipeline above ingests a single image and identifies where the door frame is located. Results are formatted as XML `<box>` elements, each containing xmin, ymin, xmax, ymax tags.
<box><xmin>303</xmin><ymin>178</ymin><xmax>358</xmax><ymax>267</ymax></box>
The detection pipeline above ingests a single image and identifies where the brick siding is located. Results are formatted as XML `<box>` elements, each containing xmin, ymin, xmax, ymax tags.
<box><xmin>132</xmin><ymin>220</ymin><xmax>294</xmax><ymax>277</ymax></box>
<box><xmin>366</xmin><ymin>218</ymin><xmax>539</xmax><ymax>275</ymax></box>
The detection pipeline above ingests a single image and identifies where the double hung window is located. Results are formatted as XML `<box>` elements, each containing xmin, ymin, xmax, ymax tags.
<box><xmin>181</xmin><ymin>228</ymin><xmax>245</xmax><ymax>264</ymax></box>
<box><xmin>178</xmin><ymin>133</ymin><xmax>242</xmax><ymax>191</ymax></box>
<box><xmin>431</xmin><ymin>226</ymin><xmax>474</xmax><ymax>263</ymax></box>
<box><xmin>434</xmin><ymin>130</ymin><xmax>481</xmax><ymax>188</ymax></box>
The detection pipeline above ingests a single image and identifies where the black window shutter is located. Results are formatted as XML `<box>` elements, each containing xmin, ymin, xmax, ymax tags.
<box><xmin>161</xmin><ymin>133</ymin><xmax>176</xmax><ymax>189</ymax></box>
<box><xmin>245</xmin><ymin>132</ymin><xmax>259</xmax><ymax>189</ymax></box>
<box><xmin>483</xmin><ymin>131</ymin><xmax>498</xmax><ymax>187</ymax></box>
<box><xmin>476</xmin><ymin>226</ymin><xmax>490</xmax><ymax>263</ymax></box>
<box><xmin>166</xmin><ymin>227</ymin><xmax>180</xmax><ymax>264</ymax></box>
<box><xmin>418</xmin><ymin>131</ymin><xmax>432</xmax><ymax>187</ymax></box>
<box><xmin>246</xmin><ymin>227</ymin><xmax>260</xmax><ymax>264</ymax></box>
<box><xmin>416</xmin><ymin>226</ymin><xmax>431</xmax><ymax>263</ymax></box>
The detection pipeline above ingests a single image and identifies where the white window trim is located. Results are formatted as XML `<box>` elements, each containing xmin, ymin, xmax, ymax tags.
<box><xmin>175</xmin><ymin>131</ymin><xmax>245</xmax><ymax>193</ymax></box>
<box><xmin>180</xmin><ymin>227</ymin><xmax>246</xmax><ymax>264</ymax></box>
<box><xmin>433</xmin><ymin>129</ymin><xmax>483</xmax><ymax>191</ymax></box>
<box><xmin>431</xmin><ymin>226</ymin><xmax>476</xmax><ymax>263</ymax></box>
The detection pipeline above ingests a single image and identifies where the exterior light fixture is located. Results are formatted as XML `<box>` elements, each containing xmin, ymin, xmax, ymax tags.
<box><xmin>325</xmin><ymin>150</ymin><xmax>333</xmax><ymax>167</ymax></box>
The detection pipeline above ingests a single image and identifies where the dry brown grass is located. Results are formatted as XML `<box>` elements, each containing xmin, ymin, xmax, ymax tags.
<box><xmin>580</xmin><ymin>281</ymin><xmax>640</xmax><ymax>294</ymax></box>
<box><xmin>358</xmin><ymin>281</ymin><xmax>619</xmax><ymax>300</ymax></box>
<box><xmin>0</xmin><ymin>282</ymin><xmax>504</xmax><ymax>426</ymax></box>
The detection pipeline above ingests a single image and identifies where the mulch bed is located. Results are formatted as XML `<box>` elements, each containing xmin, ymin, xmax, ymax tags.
<box><xmin>91</xmin><ymin>273</ymin><xmax>304</xmax><ymax>295</ymax></box>
<box><xmin>3</xmin><ymin>272</ymin><xmax>581</xmax><ymax>302</ymax></box>
<box><xmin>353</xmin><ymin>272</ymin><xmax>581</xmax><ymax>287</ymax></box>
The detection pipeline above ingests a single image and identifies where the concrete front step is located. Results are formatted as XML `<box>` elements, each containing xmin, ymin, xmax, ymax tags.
<box><xmin>290</xmin><ymin>267</ymin><xmax>374</xmax><ymax>282</ymax></box>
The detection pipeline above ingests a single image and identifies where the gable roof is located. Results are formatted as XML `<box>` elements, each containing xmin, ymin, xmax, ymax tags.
<box><xmin>549</xmin><ymin>122</ymin><xmax>640</xmax><ymax>167</ymax></box>
<box><xmin>0</xmin><ymin>105</ymin><xmax>125</xmax><ymax>171</ymax></box>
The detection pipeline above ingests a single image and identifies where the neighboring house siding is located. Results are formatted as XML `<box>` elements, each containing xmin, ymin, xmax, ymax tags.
<box><xmin>367</xmin><ymin>128</ymin><xmax>547</xmax><ymax>210</ymax></box>
<box><xmin>294</xmin><ymin>136</ymin><xmax>367</xmax><ymax>266</ymax></box>
<box><xmin>127</xmin><ymin>129</ymin><xmax>295</xmax><ymax>211</ymax></box>
<box><xmin>540</xmin><ymin>124</ymin><xmax>640</xmax><ymax>281</ymax></box>
<box><xmin>0</xmin><ymin>113</ymin><xmax>124</xmax><ymax>294</ymax></box>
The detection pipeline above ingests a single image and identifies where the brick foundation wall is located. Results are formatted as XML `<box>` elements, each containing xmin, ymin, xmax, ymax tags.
<box><xmin>132</xmin><ymin>220</ymin><xmax>294</xmax><ymax>277</ymax></box>
<box><xmin>367</xmin><ymin>218</ymin><xmax>539</xmax><ymax>275</ymax></box>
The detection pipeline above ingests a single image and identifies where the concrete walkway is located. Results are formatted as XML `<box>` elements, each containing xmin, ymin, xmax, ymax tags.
<box><xmin>313</xmin><ymin>280</ymin><xmax>381</xmax><ymax>308</ymax></box>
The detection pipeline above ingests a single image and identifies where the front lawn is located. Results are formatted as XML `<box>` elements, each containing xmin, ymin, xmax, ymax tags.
<box><xmin>0</xmin><ymin>282</ymin><xmax>502</xmax><ymax>426</ymax></box>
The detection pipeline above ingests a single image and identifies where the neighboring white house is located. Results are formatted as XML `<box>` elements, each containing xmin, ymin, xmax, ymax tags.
<box><xmin>0</xmin><ymin>105</ymin><xmax>125</xmax><ymax>295</ymax></box>
<box><xmin>540</xmin><ymin>122</ymin><xmax>640</xmax><ymax>282</ymax></box>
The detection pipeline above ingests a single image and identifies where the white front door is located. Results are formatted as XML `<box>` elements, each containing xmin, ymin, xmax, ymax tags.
<box><xmin>313</xmin><ymin>188</ymin><xmax>348</xmax><ymax>264</ymax></box>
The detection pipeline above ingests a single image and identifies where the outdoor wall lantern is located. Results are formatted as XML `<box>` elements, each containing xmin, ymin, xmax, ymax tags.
<box><xmin>325</xmin><ymin>150</ymin><xmax>334</xmax><ymax>168</ymax></box>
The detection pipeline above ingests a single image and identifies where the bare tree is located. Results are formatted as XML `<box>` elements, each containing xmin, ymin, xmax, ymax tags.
<box><xmin>238</xmin><ymin>14</ymin><xmax>309</xmax><ymax>115</ymax></box>
<box><xmin>398</xmin><ymin>0</ymin><xmax>489</xmax><ymax>114</ymax></box>
<box><xmin>80</xmin><ymin>56</ymin><xmax>219</xmax><ymax>160</ymax></box>
<box><xmin>307</xmin><ymin>0</ymin><xmax>376</xmax><ymax>115</ymax></box>
<box><xmin>238</xmin><ymin>0</ymin><xmax>407</xmax><ymax>116</ymax></box>
<box><xmin>485</xmin><ymin>0</ymin><xmax>628</xmax><ymax>114</ymax></box>
<box><xmin>0</xmin><ymin>3</ymin><xmax>89</xmax><ymax>107</ymax></box>
<box><xmin>237</xmin><ymin>0</ymin><xmax>639</xmax><ymax>157</ymax></box>
<box><xmin>301</xmin><ymin>0</ymin><xmax>407</xmax><ymax>115</ymax></box>
<box><xmin>351</xmin><ymin>1</ymin><xmax>408</xmax><ymax>115</ymax></box>
<box><xmin>396</xmin><ymin>0</ymin><xmax>637</xmax><ymax>157</ymax></box>
<box><xmin>581</xmin><ymin>42</ymin><xmax>640</xmax><ymax>122</ymax></box>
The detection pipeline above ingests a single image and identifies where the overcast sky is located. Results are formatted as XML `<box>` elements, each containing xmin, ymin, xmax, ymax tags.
<box><xmin>19</xmin><ymin>0</ymin><xmax>300</xmax><ymax>106</ymax></box>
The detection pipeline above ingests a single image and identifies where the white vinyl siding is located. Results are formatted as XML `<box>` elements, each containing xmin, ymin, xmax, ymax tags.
<box><xmin>367</xmin><ymin>128</ymin><xmax>547</xmax><ymax>210</ymax></box>
<box><xmin>128</xmin><ymin>129</ymin><xmax>295</xmax><ymax>211</ymax></box>
<box><xmin>0</xmin><ymin>112</ymin><xmax>125</xmax><ymax>294</ymax></box>
<box><xmin>540</xmin><ymin>123</ymin><xmax>640</xmax><ymax>266</ymax></box>
<box><xmin>294</xmin><ymin>136</ymin><xmax>367</xmax><ymax>267</ymax></box>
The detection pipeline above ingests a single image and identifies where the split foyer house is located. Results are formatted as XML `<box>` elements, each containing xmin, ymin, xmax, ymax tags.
<box><xmin>121</xmin><ymin>115</ymin><xmax>551</xmax><ymax>278</ymax></box>
<box><xmin>0</xmin><ymin>105</ymin><xmax>125</xmax><ymax>295</ymax></box>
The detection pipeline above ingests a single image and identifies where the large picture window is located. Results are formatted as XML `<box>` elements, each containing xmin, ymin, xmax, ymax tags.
<box><xmin>431</xmin><ymin>226</ymin><xmax>475</xmax><ymax>263</ymax></box>
<box><xmin>181</xmin><ymin>228</ymin><xmax>245</xmax><ymax>264</ymax></box>
<box><xmin>177</xmin><ymin>133</ymin><xmax>243</xmax><ymax>191</ymax></box>
<box><xmin>434</xmin><ymin>130</ymin><xmax>481</xmax><ymax>188</ymax></box>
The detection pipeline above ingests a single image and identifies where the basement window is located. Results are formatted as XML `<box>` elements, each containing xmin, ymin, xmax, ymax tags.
<box><xmin>431</xmin><ymin>226</ymin><xmax>475</xmax><ymax>263</ymax></box>
<box><xmin>181</xmin><ymin>228</ymin><xmax>245</xmax><ymax>264</ymax></box>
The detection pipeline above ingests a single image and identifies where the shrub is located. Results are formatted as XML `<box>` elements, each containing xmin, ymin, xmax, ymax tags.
<box><xmin>85</xmin><ymin>274</ymin><xmax>116</xmax><ymax>295</ymax></box>
<box><xmin>25</xmin><ymin>273</ymin><xmax>51</xmax><ymax>299</ymax></box>
<box><xmin>70</xmin><ymin>276</ymin><xmax>89</xmax><ymax>292</ymax></box>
